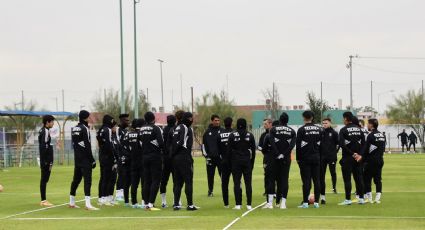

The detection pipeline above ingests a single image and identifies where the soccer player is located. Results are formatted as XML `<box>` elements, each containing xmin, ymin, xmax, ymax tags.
<box><xmin>140</xmin><ymin>112</ymin><xmax>164</xmax><ymax>211</ymax></box>
<box><xmin>397</xmin><ymin>129</ymin><xmax>408</xmax><ymax>153</ymax></box>
<box><xmin>115</xmin><ymin>113</ymin><xmax>130</xmax><ymax>201</ymax></box>
<box><xmin>218</xmin><ymin>117</ymin><xmax>233</xmax><ymax>208</ymax></box>
<box><xmin>172</xmin><ymin>112</ymin><xmax>198</xmax><ymax>211</ymax></box>
<box><xmin>338</xmin><ymin>111</ymin><xmax>366</xmax><ymax>206</ymax></box>
<box><xmin>96</xmin><ymin>115</ymin><xmax>117</xmax><ymax>206</ymax></box>
<box><xmin>363</xmin><ymin>118</ymin><xmax>385</xmax><ymax>204</ymax></box>
<box><xmin>202</xmin><ymin>114</ymin><xmax>222</xmax><ymax>197</ymax></box>
<box><xmin>160</xmin><ymin>114</ymin><xmax>176</xmax><ymax>208</ymax></box>
<box><xmin>258</xmin><ymin>119</ymin><xmax>273</xmax><ymax>208</ymax></box>
<box><xmin>408</xmin><ymin>131</ymin><xmax>417</xmax><ymax>153</ymax></box>
<box><xmin>69</xmin><ymin>110</ymin><xmax>98</xmax><ymax>210</ymax></box>
<box><xmin>38</xmin><ymin>115</ymin><xmax>55</xmax><ymax>207</ymax></box>
<box><xmin>228</xmin><ymin>118</ymin><xmax>256</xmax><ymax>210</ymax></box>
<box><xmin>269</xmin><ymin>113</ymin><xmax>296</xmax><ymax>209</ymax></box>
<box><xmin>126</xmin><ymin>118</ymin><xmax>145</xmax><ymax>208</ymax></box>
<box><xmin>296</xmin><ymin>111</ymin><xmax>322</xmax><ymax>209</ymax></box>
<box><xmin>319</xmin><ymin>118</ymin><xmax>339</xmax><ymax>204</ymax></box>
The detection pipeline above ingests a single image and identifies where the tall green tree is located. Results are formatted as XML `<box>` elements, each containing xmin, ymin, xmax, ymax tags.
<box><xmin>306</xmin><ymin>91</ymin><xmax>331</xmax><ymax>123</ymax></box>
<box><xmin>387</xmin><ymin>89</ymin><xmax>425</xmax><ymax>150</ymax></box>
<box><xmin>195</xmin><ymin>91</ymin><xmax>238</xmax><ymax>144</ymax></box>
<box><xmin>91</xmin><ymin>88</ymin><xmax>150</xmax><ymax>121</ymax></box>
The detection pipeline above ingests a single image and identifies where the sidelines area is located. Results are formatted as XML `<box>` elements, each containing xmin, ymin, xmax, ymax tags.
<box><xmin>222</xmin><ymin>201</ymin><xmax>266</xmax><ymax>230</ymax></box>
<box><xmin>11</xmin><ymin>216</ymin><xmax>192</xmax><ymax>221</ymax></box>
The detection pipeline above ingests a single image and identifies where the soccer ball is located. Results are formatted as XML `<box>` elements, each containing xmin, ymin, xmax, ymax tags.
<box><xmin>0</xmin><ymin>184</ymin><xmax>3</xmax><ymax>192</ymax></box>
<box><xmin>308</xmin><ymin>194</ymin><xmax>315</xmax><ymax>204</ymax></box>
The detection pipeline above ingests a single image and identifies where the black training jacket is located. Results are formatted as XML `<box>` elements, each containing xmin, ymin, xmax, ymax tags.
<box><xmin>171</xmin><ymin>124</ymin><xmax>193</xmax><ymax>157</ymax></box>
<box><xmin>339</xmin><ymin>123</ymin><xmax>365</xmax><ymax>158</ymax></box>
<box><xmin>258</xmin><ymin>130</ymin><xmax>273</xmax><ymax>159</ymax></box>
<box><xmin>71</xmin><ymin>123</ymin><xmax>95</xmax><ymax>168</ymax></box>
<box><xmin>202</xmin><ymin>125</ymin><xmax>221</xmax><ymax>158</ymax></box>
<box><xmin>123</xmin><ymin>129</ymin><xmax>143</xmax><ymax>168</ymax></box>
<box><xmin>38</xmin><ymin>127</ymin><xmax>53</xmax><ymax>165</ymax></box>
<box><xmin>320</xmin><ymin>127</ymin><xmax>339</xmax><ymax>162</ymax></box>
<box><xmin>218</xmin><ymin>127</ymin><xmax>233</xmax><ymax>163</ymax></box>
<box><xmin>296</xmin><ymin>123</ymin><xmax>322</xmax><ymax>163</ymax></box>
<box><xmin>97</xmin><ymin>125</ymin><xmax>116</xmax><ymax>166</ymax></box>
<box><xmin>363</xmin><ymin>129</ymin><xmax>385</xmax><ymax>163</ymax></box>
<box><xmin>228</xmin><ymin>130</ymin><xmax>256</xmax><ymax>167</ymax></box>
<box><xmin>270</xmin><ymin>125</ymin><xmax>296</xmax><ymax>161</ymax></box>
<box><xmin>139</xmin><ymin>123</ymin><xmax>164</xmax><ymax>159</ymax></box>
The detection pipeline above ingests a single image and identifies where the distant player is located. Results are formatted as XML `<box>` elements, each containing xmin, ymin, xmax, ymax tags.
<box><xmin>38</xmin><ymin>115</ymin><xmax>55</xmax><ymax>207</ymax></box>
<box><xmin>408</xmin><ymin>131</ymin><xmax>417</xmax><ymax>153</ymax></box>
<box><xmin>202</xmin><ymin>114</ymin><xmax>222</xmax><ymax>197</ymax></box>
<box><xmin>338</xmin><ymin>111</ymin><xmax>366</xmax><ymax>206</ymax></box>
<box><xmin>258</xmin><ymin>119</ymin><xmax>274</xmax><ymax>208</ymax></box>
<box><xmin>319</xmin><ymin>118</ymin><xmax>339</xmax><ymax>204</ymax></box>
<box><xmin>397</xmin><ymin>129</ymin><xmax>408</xmax><ymax>153</ymax></box>
<box><xmin>228</xmin><ymin>118</ymin><xmax>256</xmax><ymax>210</ymax></box>
<box><xmin>69</xmin><ymin>110</ymin><xmax>98</xmax><ymax>210</ymax></box>
<box><xmin>363</xmin><ymin>118</ymin><xmax>385</xmax><ymax>204</ymax></box>
<box><xmin>296</xmin><ymin>111</ymin><xmax>322</xmax><ymax>209</ymax></box>
<box><xmin>115</xmin><ymin>114</ymin><xmax>130</xmax><ymax>202</ymax></box>
<box><xmin>160</xmin><ymin>114</ymin><xmax>177</xmax><ymax>208</ymax></box>
<box><xmin>218</xmin><ymin>117</ymin><xmax>233</xmax><ymax>208</ymax></box>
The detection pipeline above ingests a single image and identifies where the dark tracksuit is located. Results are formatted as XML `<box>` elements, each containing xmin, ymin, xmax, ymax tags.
<box><xmin>202</xmin><ymin>125</ymin><xmax>222</xmax><ymax>194</ymax></box>
<box><xmin>339</xmin><ymin>123</ymin><xmax>366</xmax><ymax>200</ymax></box>
<box><xmin>259</xmin><ymin>130</ymin><xmax>274</xmax><ymax>197</ymax></box>
<box><xmin>116</xmin><ymin>125</ymin><xmax>130</xmax><ymax>199</ymax></box>
<box><xmin>160</xmin><ymin>125</ymin><xmax>174</xmax><ymax>195</ymax></box>
<box><xmin>172</xmin><ymin>123</ymin><xmax>195</xmax><ymax>207</ymax></box>
<box><xmin>218</xmin><ymin>127</ymin><xmax>233</xmax><ymax>206</ymax></box>
<box><xmin>125</xmin><ymin>129</ymin><xmax>144</xmax><ymax>205</ymax></box>
<box><xmin>228</xmin><ymin>130</ymin><xmax>256</xmax><ymax>206</ymax></box>
<box><xmin>320</xmin><ymin>127</ymin><xmax>339</xmax><ymax>195</ymax></box>
<box><xmin>140</xmin><ymin>124</ymin><xmax>164</xmax><ymax>205</ymax></box>
<box><xmin>408</xmin><ymin>133</ymin><xmax>417</xmax><ymax>152</ymax></box>
<box><xmin>38</xmin><ymin>127</ymin><xmax>53</xmax><ymax>201</ymax></box>
<box><xmin>70</xmin><ymin>122</ymin><xmax>96</xmax><ymax>197</ymax></box>
<box><xmin>269</xmin><ymin>125</ymin><xmax>296</xmax><ymax>203</ymax></box>
<box><xmin>398</xmin><ymin>132</ymin><xmax>408</xmax><ymax>152</ymax></box>
<box><xmin>96</xmin><ymin>124</ymin><xmax>116</xmax><ymax>199</ymax></box>
<box><xmin>296</xmin><ymin>123</ymin><xmax>322</xmax><ymax>203</ymax></box>
<box><xmin>363</xmin><ymin>129</ymin><xmax>385</xmax><ymax>194</ymax></box>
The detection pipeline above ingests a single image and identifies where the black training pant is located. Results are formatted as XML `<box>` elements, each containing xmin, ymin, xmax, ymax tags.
<box><xmin>173</xmin><ymin>154</ymin><xmax>194</xmax><ymax>206</ymax></box>
<box><xmin>130</xmin><ymin>164</ymin><xmax>144</xmax><ymax>205</ymax></box>
<box><xmin>340</xmin><ymin>157</ymin><xmax>364</xmax><ymax>200</ymax></box>
<box><xmin>220</xmin><ymin>161</ymin><xmax>232</xmax><ymax>206</ymax></box>
<box><xmin>231</xmin><ymin>158</ymin><xmax>252</xmax><ymax>206</ymax></box>
<box><xmin>364</xmin><ymin>160</ymin><xmax>384</xmax><ymax>194</ymax></box>
<box><xmin>408</xmin><ymin>142</ymin><xmax>416</xmax><ymax>152</ymax></box>
<box><xmin>401</xmin><ymin>142</ymin><xmax>408</xmax><ymax>152</ymax></box>
<box><xmin>263</xmin><ymin>156</ymin><xmax>275</xmax><ymax>196</ymax></box>
<box><xmin>143</xmin><ymin>156</ymin><xmax>162</xmax><ymax>204</ymax></box>
<box><xmin>206</xmin><ymin>156</ymin><xmax>221</xmax><ymax>193</ymax></box>
<box><xmin>299</xmin><ymin>161</ymin><xmax>320</xmax><ymax>203</ymax></box>
<box><xmin>40</xmin><ymin>163</ymin><xmax>52</xmax><ymax>201</ymax></box>
<box><xmin>275</xmin><ymin>159</ymin><xmax>291</xmax><ymax>203</ymax></box>
<box><xmin>160</xmin><ymin>156</ymin><xmax>173</xmax><ymax>194</ymax></box>
<box><xmin>99</xmin><ymin>163</ymin><xmax>114</xmax><ymax>198</ymax></box>
<box><xmin>119</xmin><ymin>164</ymin><xmax>131</xmax><ymax>203</ymax></box>
<box><xmin>70</xmin><ymin>166</ymin><xmax>92</xmax><ymax>196</ymax></box>
<box><xmin>320</xmin><ymin>159</ymin><xmax>337</xmax><ymax>195</ymax></box>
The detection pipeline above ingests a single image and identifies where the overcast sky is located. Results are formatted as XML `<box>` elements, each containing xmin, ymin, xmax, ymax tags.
<box><xmin>1</xmin><ymin>0</ymin><xmax>425</xmax><ymax>113</ymax></box>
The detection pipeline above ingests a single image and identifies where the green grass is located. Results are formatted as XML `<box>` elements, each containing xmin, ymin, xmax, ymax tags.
<box><xmin>1</xmin><ymin>154</ymin><xmax>425</xmax><ymax>229</ymax></box>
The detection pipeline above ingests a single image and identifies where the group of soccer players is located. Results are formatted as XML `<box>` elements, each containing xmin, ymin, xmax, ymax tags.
<box><xmin>37</xmin><ymin>109</ymin><xmax>385</xmax><ymax>211</ymax></box>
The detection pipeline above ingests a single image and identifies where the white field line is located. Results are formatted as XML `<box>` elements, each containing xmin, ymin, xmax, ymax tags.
<box><xmin>0</xmin><ymin>197</ymin><xmax>95</xmax><ymax>220</ymax></box>
<box><xmin>223</xmin><ymin>202</ymin><xmax>266</xmax><ymax>230</ymax></box>
<box><xmin>10</xmin><ymin>216</ymin><xmax>192</xmax><ymax>221</ymax></box>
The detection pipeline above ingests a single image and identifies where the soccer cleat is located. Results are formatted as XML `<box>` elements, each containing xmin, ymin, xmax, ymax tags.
<box><xmin>224</xmin><ymin>205</ymin><xmax>229</xmax><ymax>209</ymax></box>
<box><xmin>104</xmin><ymin>201</ymin><xmax>114</xmax><ymax>206</ymax></box>
<box><xmin>364</xmin><ymin>198</ymin><xmax>373</xmax><ymax>204</ymax></box>
<box><xmin>40</xmin><ymin>200</ymin><xmax>54</xmax><ymax>207</ymax></box>
<box><xmin>375</xmin><ymin>200</ymin><xmax>381</xmax><ymax>204</ymax></box>
<box><xmin>279</xmin><ymin>202</ymin><xmax>287</xmax><ymax>209</ymax></box>
<box><xmin>124</xmin><ymin>203</ymin><xmax>130</xmax><ymax>207</ymax></box>
<box><xmin>262</xmin><ymin>203</ymin><xmax>273</xmax><ymax>209</ymax></box>
<box><xmin>351</xmin><ymin>198</ymin><xmax>359</xmax><ymax>203</ymax></box>
<box><xmin>187</xmin><ymin>205</ymin><xmax>199</xmax><ymax>211</ymax></box>
<box><xmin>68</xmin><ymin>204</ymin><xmax>80</xmax><ymax>209</ymax></box>
<box><xmin>332</xmin><ymin>188</ymin><xmax>337</xmax><ymax>194</ymax></box>
<box><xmin>320</xmin><ymin>199</ymin><xmax>326</xmax><ymax>205</ymax></box>
<box><xmin>358</xmin><ymin>198</ymin><xmax>365</xmax><ymax>205</ymax></box>
<box><xmin>208</xmin><ymin>191</ymin><xmax>214</xmax><ymax>197</ymax></box>
<box><xmin>146</xmin><ymin>207</ymin><xmax>161</xmax><ymax>211</ymax></box>
<box><xmin>313</xmin><ymin>202</ymin><xmax>320</xmax><ymax>208</ymax></box>
<box><xmin>298</xmin><ymin>203</ymin><xmax>309</xmax><ymax>209</ymax></box>
<box><xmin>338</xmin><ymin>200</ymin><xmax>352</xmax><ymax>206</ymax></box>
<box><xmin>246</xmin><ymin>205</ymin><xmax>252</xmax><ymax>210</ymax></box>
<box><xmin>233</xmin><ymin>205</ymin><xmax>241</xmax><ymax>210</ymax></box>
<box><xmin>173</xmin><ymin>205</ymin><xmax>181</xmax><ymax>211</ymax></box>
<box><xmin>85</xmin><ymin>206</ymin><xmax>100</xmax><ymax>211</ymax></box>
<box><xmin>161</xmin><ymin>203</ymin><xmax>168</xmax><ymax>208</ymax></box>
<box><xmin>275</xmin><ymin>203</ymin><xmax>280</xmax><ymax>208</ymax></box>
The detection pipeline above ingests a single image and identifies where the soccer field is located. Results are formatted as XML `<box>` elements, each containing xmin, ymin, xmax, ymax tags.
<box><xmin>1</xmin><ymin>154</ymin><xmax>425</xmax><ymax>230</ymax></box>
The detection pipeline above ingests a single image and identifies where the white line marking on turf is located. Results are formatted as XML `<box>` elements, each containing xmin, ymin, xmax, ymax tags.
<box><xmin>0</xmin><ymin>197</ymin><xmax>95</xmax><ymax>220</ymax></box>
<box><xmin>222</xmin><ymin>202</ymin><xmax>266</xmax><ymax>230</ymax></box>
<box><xmin>10</xmin><ymin>216</ymin><xmax>192</xmax><ymax>221</ymax></box>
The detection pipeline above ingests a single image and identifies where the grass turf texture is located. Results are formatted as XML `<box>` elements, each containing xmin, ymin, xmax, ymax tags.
<box><xmin>1</xmin><ymin>154</ymin><xmax>425</xmax><ymax>229</ymax></box>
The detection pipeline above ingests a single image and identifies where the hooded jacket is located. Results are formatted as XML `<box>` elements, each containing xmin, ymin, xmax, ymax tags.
<box><xmin>228</xmin><ymin>119</ymin><xmax>256</xmax><ymax>167</ymax></box>
<box><xmin>72</xmin><ymin>121</ymin><xmax>95</xmax><ymax>168</ymax></box>
<box><xmin>171</xmin><ymin>112</ymin><xmax>194</xmax><ymax>157</ymax></box>
<box><xmin>96</xmin><ymin>115</ymin><xmax>116</xmax><ymax>166</ymax></box>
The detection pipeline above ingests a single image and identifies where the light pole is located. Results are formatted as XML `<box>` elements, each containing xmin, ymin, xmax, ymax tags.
<box><xmin>119</xmin><ymin>0</ymin><xmax>125</xmax><ymax>114</ymax></box>
<box><xmin>133</xmin><ymin>0</ymin><xmax>140</xmax><ymax>118</ymax></box>
<box><xmin>377</xmin><ymin>90</ymin><xmax>395</xmax><ymax>115</ymax></box>
<box><xmin>158</xmin><ymin>59</ymin><xmax>165</xmax><ymax>112</ymax></box>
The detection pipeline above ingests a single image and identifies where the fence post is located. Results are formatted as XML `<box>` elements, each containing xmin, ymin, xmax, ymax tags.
<box><xmin>2</xmin><ymin>127</ymin><xmax>6</xmax><ymax>168</ymax></box>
